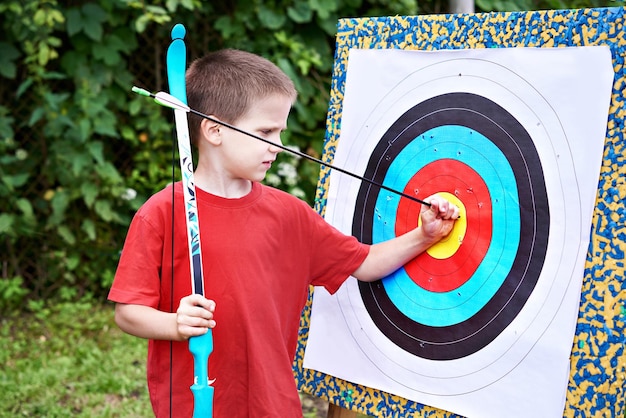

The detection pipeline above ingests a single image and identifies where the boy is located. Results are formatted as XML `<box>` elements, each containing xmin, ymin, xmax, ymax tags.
<box><xmin>108</xmin><ymin>49</ymin><xmax>459</xmax><ymax>418</ymax></box>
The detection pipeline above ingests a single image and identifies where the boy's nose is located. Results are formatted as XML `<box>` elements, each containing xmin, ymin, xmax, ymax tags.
<box><xmin>268</xmin><ymin>138</ymin><xmax>284</xmax><ymax>153</ymax></box>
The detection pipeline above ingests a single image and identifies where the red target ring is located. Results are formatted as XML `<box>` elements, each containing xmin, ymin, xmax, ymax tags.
<box><xmin>395</xmin><ymin>159</ymin><xmax>492</xmax><ymax>292</ymax></box>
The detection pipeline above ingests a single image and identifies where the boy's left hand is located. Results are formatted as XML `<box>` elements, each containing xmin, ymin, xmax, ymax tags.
<box><xmin>176</xmin><ymin>294</ymin><xmax>216</xmax><ymax>340</ymax></box>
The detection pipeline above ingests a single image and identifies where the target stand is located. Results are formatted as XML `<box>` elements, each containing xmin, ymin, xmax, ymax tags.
<box><xmin>294</xmin><ymin>7</ymin><xmax>626</xmax><ymax>418</ymax></box>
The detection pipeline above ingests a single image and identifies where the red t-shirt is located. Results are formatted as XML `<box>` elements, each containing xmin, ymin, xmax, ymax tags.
<box><xmin>108</xmin><ymin>182</ymin><xmax>369</xmax><ymax>418</ymax></box>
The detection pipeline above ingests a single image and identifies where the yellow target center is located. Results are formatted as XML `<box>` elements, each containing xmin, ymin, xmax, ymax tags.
<box><xmin>419</xmin><ymin>192</ymin><xmax>467</xmax><ymax>259</ymax></box>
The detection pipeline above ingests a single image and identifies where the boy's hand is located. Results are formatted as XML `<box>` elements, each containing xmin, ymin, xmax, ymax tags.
<box><xmin>420</xmin><ymin>194</ymin><xmax>460</xmax><ymax>244</ymax></box>
<box><xmin>176</xmin><ymin>294</ymin><xmax>216</xmax><ymax>340</ymax></box>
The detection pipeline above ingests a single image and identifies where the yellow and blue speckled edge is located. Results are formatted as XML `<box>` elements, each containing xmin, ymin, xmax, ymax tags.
<box><xmin>294</xmin><ymin>7</ymin><xmax>626</xmax><ymax>417</ymax></box>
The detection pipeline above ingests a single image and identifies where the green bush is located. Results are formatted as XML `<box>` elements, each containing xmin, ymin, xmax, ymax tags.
<box><xmin>0</xmin><ymin>0</ymin><xmax>423</xmax><ymax>309</ymax></box>
<box><xmin>0</xmin><ymin>0</ymin><xmax>619</xmax><ymax>309</ymax></box>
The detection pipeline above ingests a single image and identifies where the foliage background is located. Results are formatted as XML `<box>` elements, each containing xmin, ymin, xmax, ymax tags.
<box><xmin>0</xmin><ymin>0</ymin><xmax>621</xmax><ymax>309</ymax></box>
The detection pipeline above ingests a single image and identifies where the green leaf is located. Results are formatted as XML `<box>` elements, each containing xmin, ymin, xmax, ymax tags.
<box><xmin>0</xmin><ymin>276</ymin><xmax>28</xmax><ymax>303</ymax></box>
<box><xmin>93</xmin><ymin>43</ymin><xmax>121</xmax><ymax>66</ymax></box>
<box><xmin>0</xmin><ymin>107</ymin><xmax>14</xmax><ymax>139</ymax></box>
<box><xmin>128</xmin><ymin>99</ymin><xmax>142</xmax><ymax>116</ymax></box>
<box><xmin>28</xmin><ymin>107</ymin><xmax>45</xmax><ymax>126</ymax></box>
<box><xmin>59</xmin><ymin>50</ymin><xmax>82</xmax><ymax>75</ymax></box>
<box><xmin>50</xmin><ymin>190</ymin><xmax>70</xmax><ymax>222</ymax></box>
<box><xmin>0</xmin><ymin>213</ymin><xmax>14</xmax><ymax>234</ymax></box>
<box><xmin>287</xmin><ymin>2</ymin><xmax>313</xmax><ymax>23</ymax></box>
<box><xmin>78</xmin><ymin>119</ymin><xmax>92</xmax><ymax>141</ymax></box>
<box><xmin>16</xmin><ymin>79</ymin><xmax>33</xmax><ymax>98</ymax></box>
<box><xmin>0</xmin><ymin>42</ymin><xmax>20</xmax><ymax>79</ymax></box>
<box><xmin>47</xmin><ymin>36</ymin><xmax>62</xmax><ymax>48</ymax></box>
<box><xmin>82</xmin><ymin>3</ymin><xmax>108</xmax><ymax>23</ymax></box>
<box><xmin>309</xmin><ymin>0</ymin><xmax>339</xmax><ymax>19</ymax></box>
<box><xmin>66</xmin><ymin>8</ymin><xmax>83</xmax><ymax>36</ymax></box>
<box><xmin>87</xmin><ymin>141</ymin><xmax>104</xmax><ymax>165</ymax></box>
<box><xmin>180</xmin><ymin>0</ymin><xmax>196</xmax><ymax>10</ymax></box>
<box><xmin>214</xmin><ymin>15</ymin><xmax>246</xmax><ymax>39</ymax></box>
<box><xmin>279</xmin><ymin>65</ymin><xmax>300</xmax><ymax>93</ymax></box>
<box><xmin>41</xmin><ymin>71</ymin><xmax>67</xmax><ymax>80</ymax></box>
<box><xmin>317</xmin><ymin>15</ymin><xmax>339</xmax><ymax>36</ymax></box>
<box><xmin>165</xmin><ymin>0</ymin><xmax>178</xmax><ymax>12</ymax></box>
<box><xmin>38</xmin><ymin>42</ymin><xmax>51</xmax><ymax>66</ymax></box>
<box><xmin>95</xmin><ymin>162</ymin><xmax>122</xmax><ymax>183</ymax></box>
<box><xmin>66</xmin><ymin>255</ymin><xmax>80</xmax><ymax>270</ymax></box>
<box><xmin>83</xmin><ymin>23</ymin><xmax>103</xmax><ymax>42</ymax></box>
<box><xmin>145</xmin><ymin>4</ymin><xmax>168</xmax><ymax>15</ymax></box>
<box><xmin>93</xmin><ymin>111</ymin><xmax>118</xmax><ymax>137</ymax></box>
<box><xmin>81</xmin><ymin>219</ymin><xmax>96</xmax><ymax>241</ymax></box>
<box><xmin>80</xmin><ymin>182</ymin><xmax>98</xmax><ymax>208</ymax></box>
<box><xmin>57</xmin><ymin>225</ymin><xmax>76</xmax><ymax>245</ymax></box>
<box><xmin>15</xmin><ymin>198</ymin><xmax>34</xmax><ymax>218</ymax></box>
<box><xmin>258</xmin><ymin>5</ymin><xmax>287</xmax><ymax>30</ymax></box>
<box><xmin>134</xmin><ymin>15</ymin><xmax>149</xmax><ymax>33</ymax></box>
<box><xmin>120</xmin><ymin>125</ymin><xmax>135</xmax><ymax>140</ymax></box>
<box><xmin>33</xmin><ymin>8</ymin><xmax>47</xmax><ymax>26</ymax></box>
<box><xmin>71</xmin><ymin>152</ymin><xmax>91</xmax><ymax>176</ymax></box>
<box><xmin>2</xmin><ymin>173</ymin><xmax>29</xmax><ymax>189</ymax></box>
<box><xmin>80</xmin><ymin>3</ymin><xmax>107</xmax><ymax>42</ymax></box>
<box><xmin>94</xmin><ymin>200</ymin><xmax>114</xmax><ymax>222</ymax></box>
<box><xmin>47</xmin><ymin>9</ymin><xmax>66</xmax><ymax>26</ymax></box>
<box><xmin>44</xmin><ymin>91</ymin><xmax>70</xmax><ymax>109</ymax></box>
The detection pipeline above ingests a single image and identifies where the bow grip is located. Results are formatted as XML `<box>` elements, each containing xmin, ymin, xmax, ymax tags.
<box><xmin>190</xmin><ymin>332</ymin><xmax>214</xmax><ymax>417</ymax></box>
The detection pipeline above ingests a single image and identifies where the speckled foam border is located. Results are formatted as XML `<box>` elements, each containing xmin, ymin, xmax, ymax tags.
<box><xmin>294</xmin><ymin>7</ymin><xmax>626</xmax><ymax>417</ymax></box>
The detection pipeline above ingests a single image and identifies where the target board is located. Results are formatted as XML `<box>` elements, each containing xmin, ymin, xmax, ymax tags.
<box><xmin>295</xmin><ymin>8</ymin><xmax>625</xmax><ymax>418</ymax></box>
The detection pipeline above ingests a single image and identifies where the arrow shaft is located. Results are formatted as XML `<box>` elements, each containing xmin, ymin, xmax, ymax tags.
<box><xmin>132</xmin><ymin>87</ymin><xmax>431</xmax><ymax>207</ymax></box>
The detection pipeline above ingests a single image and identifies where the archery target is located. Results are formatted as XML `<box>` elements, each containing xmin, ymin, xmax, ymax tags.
<box><xmin>319</xmin><ymin>49</ymin><xmax>584</xmax><ymax>395</ymax></box>
<box><xmin>356</xmin><ymin>92</ymin><xmax>549</xmax><ymax>359</ymax></box>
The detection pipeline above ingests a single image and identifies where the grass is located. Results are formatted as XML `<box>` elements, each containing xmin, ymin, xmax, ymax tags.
<box><xmin>1</xmin><ymin>301</ymin><xmax>151</xmax><ymax>417</ymax></box>
<box><xmin>5</xmin><ymin>301</ymin><xmax>618</xmax><ymax>418</ymax></box>
<box><xmin>0</xmin><ymin>301</ymin><xmax>334</xmax><ymax>417</ymax></box>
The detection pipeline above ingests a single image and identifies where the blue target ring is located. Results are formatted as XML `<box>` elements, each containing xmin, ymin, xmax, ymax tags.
<box><xmin>375</xmin><ymin>126</ymin><xmax>520</xmax><ymax>326</ymax></box>
<box><xmin>353</xmin><ymin>93</ymin><xmax>550</xmax><ymax>360</ymax></box>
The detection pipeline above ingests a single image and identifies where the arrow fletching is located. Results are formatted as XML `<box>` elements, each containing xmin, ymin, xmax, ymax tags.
<box><xmin>154</xmin><ymin>91</ymin><xmax>190</xmax><ymax>112</ymax></box>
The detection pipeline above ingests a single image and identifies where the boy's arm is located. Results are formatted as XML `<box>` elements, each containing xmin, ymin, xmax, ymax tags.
<box><xmin>352</xmin><ymin>196</ymin><xmax>459</xmax><ymax>282</ymax></box>
<box><xmin>115</xmin><ymin>294</ymin><xmax>216</xmax><ymax>341</ymax></box>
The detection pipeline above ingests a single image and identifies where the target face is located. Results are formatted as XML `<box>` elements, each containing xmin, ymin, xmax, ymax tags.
<box><xmin>354</xmin><ymin>92</ymin><xmax>549</xmax><ymax>360</ymax></box>
<box><xmin>307</xmin><ymin>49</ymin><xmax>588</xmax><ymax>397</ymax></box>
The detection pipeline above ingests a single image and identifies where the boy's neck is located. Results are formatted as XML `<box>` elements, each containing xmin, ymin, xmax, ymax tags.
<box><xmin>193</xmin><ymin>166</ymin><xmax>253</xmax><ymax>199</ymax></box>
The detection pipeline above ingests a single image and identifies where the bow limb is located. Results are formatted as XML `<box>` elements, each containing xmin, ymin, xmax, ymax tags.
<box><xmin>166</xmin><ymin>23</ymin><xmax>214</xmax><ymax>418</ymax></box>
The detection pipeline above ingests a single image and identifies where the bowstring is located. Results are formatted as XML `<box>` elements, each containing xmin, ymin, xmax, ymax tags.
<box><xmin>170</xmin><ymin>125</ymin><xmax>176</xmax><ymax>418</ymax></box>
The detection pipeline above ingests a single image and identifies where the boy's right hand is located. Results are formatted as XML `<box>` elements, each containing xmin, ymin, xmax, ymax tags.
<box><xmin>176</xmin><ymin>294</ymin><xmax>216</xmax><ymax>340</ymax></box>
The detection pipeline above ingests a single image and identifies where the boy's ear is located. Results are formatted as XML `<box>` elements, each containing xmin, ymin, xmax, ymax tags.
<box><xmin>200</xmin><ymin>117</ymin><xmax>222</xmax><ymax>145</ymax></box>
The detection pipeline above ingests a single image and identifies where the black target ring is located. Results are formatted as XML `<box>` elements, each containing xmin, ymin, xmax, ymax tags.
<box><xmin>353</xmin><ymin>93</ymin><xmax>550</xmax><ymax>360</ymax></box>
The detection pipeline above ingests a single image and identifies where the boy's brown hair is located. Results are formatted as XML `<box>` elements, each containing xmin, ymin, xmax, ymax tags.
<box><xmin>186</xmin><ymin>49</ymin><xmax>297</xmax><ymax>145</ymax></box>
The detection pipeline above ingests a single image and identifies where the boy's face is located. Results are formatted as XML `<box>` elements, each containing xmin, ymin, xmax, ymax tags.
<box><xmin>218</xmin><ymin>94</ymin><xmax>292</xmax><ymax>183</ymax></box>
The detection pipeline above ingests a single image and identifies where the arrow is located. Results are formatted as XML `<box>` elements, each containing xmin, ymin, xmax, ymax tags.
<box><xmin>132</xmin><ymin>86</ymin><xmax>432</xmax><ymax>207</ymax></box>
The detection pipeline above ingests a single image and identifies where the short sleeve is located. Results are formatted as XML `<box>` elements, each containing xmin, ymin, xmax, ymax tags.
<box><xmin>108</xmin><ymin>200</ymin><xmax>168</xmax><ymax>308</ymax></box>
<box><xmin>304</xmin><ymin>207</ymin><xmax>370</xmax><ymax>294</ymax></box>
